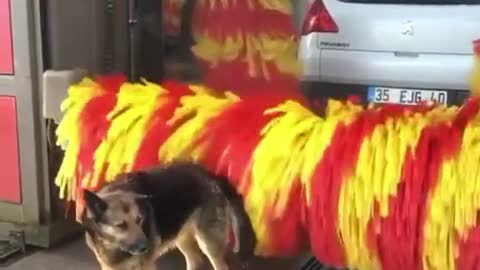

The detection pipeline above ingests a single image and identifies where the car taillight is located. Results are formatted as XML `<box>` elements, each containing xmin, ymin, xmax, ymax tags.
<box><xmin>474</xmin><ymin>39</ymin><xmax>480</xmax><ymax>56</ymax></box>
<box><xmin>302</xmin><ymin>0</ymin><xmax>339</xmax><ymax>35</ymax></box>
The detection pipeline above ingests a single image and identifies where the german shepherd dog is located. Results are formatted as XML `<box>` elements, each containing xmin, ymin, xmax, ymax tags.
<box><xmin>81</xmin><ymin>162</ymin><xmax>256</xmax><ymax>270</ymax></box>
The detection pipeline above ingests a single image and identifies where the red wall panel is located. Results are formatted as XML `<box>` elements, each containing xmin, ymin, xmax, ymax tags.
<box><xmin>0</xmin><ymin>96</ymin><xmax>21</xmax><ymax>203</ymax></box>
<box><xmin>0</xmin><ymin>0</ymin><xmax>13</xmax><ymax>74</ymax></box>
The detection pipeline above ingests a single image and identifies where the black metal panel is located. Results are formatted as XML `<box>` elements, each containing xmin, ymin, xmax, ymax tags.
<box><xmin>127</xmin><ymin>0</ymin><xmax>164</xmax><ymax>82</ymax></box>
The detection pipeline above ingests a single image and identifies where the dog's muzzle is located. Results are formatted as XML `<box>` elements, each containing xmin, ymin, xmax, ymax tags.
<box><xmin>126</xmin><ymin>240</ymin><xmax>148</xmax><ymax>255</ymax></box>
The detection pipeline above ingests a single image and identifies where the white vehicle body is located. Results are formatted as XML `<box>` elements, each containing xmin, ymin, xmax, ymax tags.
<box><xmin>298</xmin><ymin>0</ymin><xmax>480</xmax><ymax>105</ymax></box>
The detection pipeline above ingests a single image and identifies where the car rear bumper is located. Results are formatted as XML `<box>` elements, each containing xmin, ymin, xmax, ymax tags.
<box><xmin>300</xmin><ymin>47</ymin><xmax>474</xmax><ymax>91</ymax></box>
<box><xmin>301</xmin><ymin>81</ymin><xmax>470</xmax><ymax>108</ymax></box>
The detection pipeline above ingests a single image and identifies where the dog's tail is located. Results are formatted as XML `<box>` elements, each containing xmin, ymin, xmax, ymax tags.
<box><xmin>214</xmin><ymin>176</ymin><xmax>257</xmax><ymax>260</ymax></box>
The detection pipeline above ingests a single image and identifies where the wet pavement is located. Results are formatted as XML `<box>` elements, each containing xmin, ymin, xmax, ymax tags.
<box><xmin>3</xmin><ymin>236</ymin><xmax>308</xmax><ymax>270</ymax></box>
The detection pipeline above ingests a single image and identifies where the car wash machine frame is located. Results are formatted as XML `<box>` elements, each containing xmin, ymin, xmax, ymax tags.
<box><xmin>2</xmin><ymin>1</ymin><xmax>480</xmax><ymax>270</ymax></box>
<box><xmin>0</xmin><ymin>0</ymin><xmax>164</xmax><ymax>258</ymax></box>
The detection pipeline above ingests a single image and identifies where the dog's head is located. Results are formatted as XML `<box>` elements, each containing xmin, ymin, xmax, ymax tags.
<box><xmin>83</xmin><ymin>189</ymin><xmax>151</xmax><ymax>255</ymax></box>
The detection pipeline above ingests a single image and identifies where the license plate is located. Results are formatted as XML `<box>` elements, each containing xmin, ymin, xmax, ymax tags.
<box><xmin>367</xmin><ymin>87</ymin><xmax>448</xmax><ymax>105</ymax></box>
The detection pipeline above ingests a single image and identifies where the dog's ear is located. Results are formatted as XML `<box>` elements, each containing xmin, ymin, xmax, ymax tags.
<box><xmin>112</xmin><ymin>171</ymin><xmax>146</xmax><ymax>194</ymax></box>
<box><xmin>84</xmin><ymin>190</ymin><xmax>107</xmax><ymax>219</ymax></box>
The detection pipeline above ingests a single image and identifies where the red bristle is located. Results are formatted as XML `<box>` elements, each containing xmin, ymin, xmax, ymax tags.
<box><xmin>445</xmin><ymin>100</ymin><xmax>480</xmax><ymax>270</ymax></box>
<box><xmin>95</xmin><ymin>74</ymin><xmax>127</xmax><ymax>93</ymax></box>
<box><xmin>132</xmin><ymin>118</ymin><xmax>167</xmax><ymax>170</ymax></box>
<box><xmin>267</xmin><ymin>181</ymin><xmax>309</xmax><ymax>256</ymax></box>
<box><xmin>193</xmin><ymin>1</ymin><xmax>295</xmax><ymax>41</ymax></box>
<box><xmin>194</xmin><ymin>93</ymin><xmax>292</xmax><ymax>193</ymax></box>
<box><xmin>222</xmin><ymin>112</ymin><xmax>280</xmax><ymax>193</ymax></box>
<box><xmin>456</xmin><ymin>225</ymin><xmax>480</xmax><ymax>270</ymax></box>
<box><xmin>192</xmin><ymin>0</ymin><xmax>300</xmax><ymax>97</ymax></box>
<box><xmin>308</xmin><ymin>103</ymin><xmax>422</xmax><ymax>267</ymax></box>
<box><xmin>132</xmin><ymin>99</ymin><xmax>179</xmax><ymax>170</ymax></box>
<box><xmin>162</xmin><ymin>80</ymin><xmax>192</xmax><ymax>97</ymax></box>
<box><xmin>453</xmin><ymin>97</ymin><xmax>480</xmax><ymax>132</ymax></box>
<box><xmin>132</xmin><ymin>81</ymin><xmax>192</xmax><ymax>170</ymax></box>
<box><xmin>474</xmin><ymin>39</ymin><xmax>480</xmax><ymax>56</ymax></box>
<box><xmin>366</xmin><ymin>202</ymin><xmax>381</xmax><ymax>258</ymax></box>
<box><xmin>163</xmin><ymin>0</ymin><xmax>183</xmax><ymax>36</ymax></box>
<box><xmin>364</xmin><ymin>105</ymin><xmax>440</xmax><ymax>270</ymax></box>
<box><xmin>376</xmin><ymin>104</ymin><xmax>476</xmax><ymax>270</ymax></box>
<box><xmin>77</xmin><ymin>94</ymin><xmax>117</xmax><ymax>184</ymax></box>
<box><xmin>308</xmin><ymin>122</ymin><xmax>349</xmax><ymax>267</ymax></box>
<box><xmin>347</xmin><ymin>95</ymin><xmax>361</xmax><ymax>105</ymax></box>
<box><xmin>74</xmin><ymin>82</ymin><xmax>119</xmax><ymax>222</ymax></box>
<box><xmin>198</xmin><ymin>59</ymin><xmax>301</xmax><ymax>98</ymax></box>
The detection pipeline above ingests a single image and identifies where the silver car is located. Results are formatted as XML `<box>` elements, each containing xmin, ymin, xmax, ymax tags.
<box><xmin>298</xmin><ymin>0</ymin><xmax>480</xmax><ymax>106</ymax></box>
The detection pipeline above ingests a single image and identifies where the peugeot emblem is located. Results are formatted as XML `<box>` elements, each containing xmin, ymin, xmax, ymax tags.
<box><xmin>401</xmin><ymin>20</ymin><xmax>414</xmax><ymax>36</ymax></box>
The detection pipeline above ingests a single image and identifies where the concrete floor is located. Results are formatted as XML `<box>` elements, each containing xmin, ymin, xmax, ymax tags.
<box><xmin>3</xmin><ymin>237</ymin><xmax>307</xmax><ymax>270</ymax></box>
<box><xmin>4</xmin><ymin>238</ymin><xmax>98</xmax><ymax>270</ymax></box>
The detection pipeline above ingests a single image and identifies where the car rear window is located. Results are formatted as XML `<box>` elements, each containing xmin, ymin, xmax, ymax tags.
<box><xmin>340</xmin><ymin>0</ymin><xmax>480</xmax><ymax>4</ymax></box>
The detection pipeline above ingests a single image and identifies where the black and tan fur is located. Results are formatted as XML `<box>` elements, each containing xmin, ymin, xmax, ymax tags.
<box><xmin>81</xmin><ymin>162</ymin><xmax>256</xmax><ymax>270</ymax></box>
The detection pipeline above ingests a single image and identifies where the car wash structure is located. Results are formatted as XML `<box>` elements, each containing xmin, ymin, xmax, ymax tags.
<box><xmin>0</xmin><ymin>0</ymin><xmax>75</xmax><ymax>258</ymax></box>
<box><xmin>4</xmin><ymin>0</ymin><xmax>480</xmax><ymax>270</ymax></box>
<box><xmin>0</xmin><ymin>0</ymin><xmax>167</xmax><ymax>262</ymax></box>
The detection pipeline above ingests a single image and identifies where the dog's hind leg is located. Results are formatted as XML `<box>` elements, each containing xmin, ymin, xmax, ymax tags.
<box><xmin>177</xmin><ymin>237</ymin><xmax>204</xmax><ymax>270</ymax></box>
<box><xmin>195</xmin><ymin>229</ymin><xmax>229</xmax><ymax>270</ymax></box>
<box><xmin>196</xmin><ymin>240</ymin><xmax>228</xmax><ymax>270</ymax></box>
<box><xmin>193</xmin><ymin>196</ymin><xmax>232</xmax><ymax>270</ymax></box>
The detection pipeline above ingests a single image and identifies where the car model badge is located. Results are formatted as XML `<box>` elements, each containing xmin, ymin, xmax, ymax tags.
<box><xmin>401</xmin><ymin>20</ymin><xmax>414</xmax><ymax>36</ymax></box>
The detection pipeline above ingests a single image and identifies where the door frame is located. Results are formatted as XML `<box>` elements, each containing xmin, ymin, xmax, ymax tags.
<box><xmin>0</xmin><ymin>0</ymin><xmax>49</xmax><ymax>229</ymax></box>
